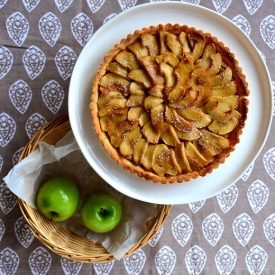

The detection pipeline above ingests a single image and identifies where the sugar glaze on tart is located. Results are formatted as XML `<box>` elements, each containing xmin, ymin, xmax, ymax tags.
<box><xmin>90</xmin><ymin>24</ymin><xmax>249</xmax><ymax>184</ymax></box>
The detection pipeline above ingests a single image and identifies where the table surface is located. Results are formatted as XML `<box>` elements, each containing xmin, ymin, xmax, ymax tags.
<box><xmin>0</xmin><ymin>0</ymin><xmax>275</xmax><ymax>274</ymax></box>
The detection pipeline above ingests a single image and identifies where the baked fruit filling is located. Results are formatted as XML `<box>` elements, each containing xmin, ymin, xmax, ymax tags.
<box><xmin>91</xmin><ymin>24</ymin><xmax>249</xmax><ymax>183</ymax></box>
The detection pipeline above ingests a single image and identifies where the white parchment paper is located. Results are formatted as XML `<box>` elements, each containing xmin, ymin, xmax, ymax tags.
<box><xmin>4</xmin><ymin>130</ymin><xmax>157</xmax><ymax>260</ymax></box>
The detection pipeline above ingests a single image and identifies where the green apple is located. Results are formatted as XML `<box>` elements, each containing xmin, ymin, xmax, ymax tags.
<box><xmin>80</xmin><ymin>192</ymin><xmax>122</xmax><ymax>233</ymax></box>
<box><xmin>36</xmin><ymin>177</ymin><xmax>80</xmax><ymax>222</ymax></box>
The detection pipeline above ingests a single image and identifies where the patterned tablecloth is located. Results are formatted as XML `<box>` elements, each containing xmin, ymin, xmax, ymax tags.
<box><xmin>0</xmin><ymin>0</ymin><xmax>275</xmax><ymax>274</ymax></box>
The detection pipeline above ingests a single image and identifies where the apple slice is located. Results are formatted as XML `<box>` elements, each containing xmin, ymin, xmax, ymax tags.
<box><xmin>165</xmin><ymin>86</ymin><xmax>185</xmax><ymax>103</ymax></box>
<box><xmin>140</xmin><ymin>56</ymin><xmax>157</xmax><ymax>67</ymax></box>
<box><xmin>141</xmin><ymin>144</ymin><xmax>157</xmax><ymax>170</ymax></box>
<box><xmin>208</xmin><ymin>117</ymin><xmax>238</xmax><ymax>135</ymax></box>
<box><xmin>133</xmin><ymin>138</ymin><xmax>148</xmax><ymax>164</ymax></box>
<box><xmin>176</xmin><ymin>106</ymin><xmax>205</xmax><ymax>121</ymax></box>
<box><xmin>144</xmin><ymin>95</ymin><xmax>164</xmax><ymax>110</ymax></box>
<box><xmin>209</xmin><ymin>66</ymin><xmax>233</xmax><ymax>86</ymax></box>
<box><xmin>166</xmin><ymin>32</ymin><xmax>183</xmax><ymax>57</ymax></box>
<box><xmin>99</xmin><ymin>73</ymin><xmax>130</xmax><ymax>94</ymax></box>
<box><xmin>206</xmin><ymin>53</ymin><xmax>222</xmax><ymax>77</ymax></box>
<box><xmin>163</xmin><ymin>52</ymin><xmax>180</xmax><ymax>68</ymax></box>
<box><xmin>149</xmin><ymin>84</ymin><xmax>165</xmax><ymax>98</ymax></box>
<box><xmin>193</xmin><ymin>140</ymin><xmax>214</xmax><ymax>163</ymax></box>
<box><xmin>209</xmin><ymin>108</ymin><xmax>231</xmax><ymax>123</ymax></box>
<box><xmin>98</xmin><ymin>91</ymin><xmax>124</xmax><ymax>109</ymax></box>
<box><xmin>129</xmin><ymin>82</ymin><xmax>146</xmax><ymax>95</ymax></box>
<box><xmin>185</xmin><ymin>141</ymin><xmax>209</xmax><ymax>166</ymax></box>
<box><xmin>98</xmin><ymin>98</ymin><xmax>127</xmax><ymax>117</ymax></box>
<box><xmin>175</xmin><ymin>127</ymin><xmax>201</xmax><ymax>141</ymax></box>
<box><xmin>201</xmin><ymin>129</ymin><xmax>230</xmax><ymax>149</ymax></box>
<box><xmin>142</xmin><ymin>120</ymin><xmax>160</xmax><ymax>144</ymax></box>
<box><xmin>151</xmin><ymin>104</ymin><xmax>169</xmax><ymax>133</ymax></box>
<box><xmin>159</xmin><ymin>31</ymin><xmax>170</xmax><ymax>54</ymax></box>
<box><xmin>106</xmin><ymin>62</ymin><xmax>129</xmax><ymax>78</ymax></box>
<box><xmin>179</xmin><ymin>31</ymin><xmax>192</xmax><ymax>53</ymax></box>
<box><xmin>195</xmin><ymin>43</ymin><xmax>216</xmax><ymax>69</ymax></box>
<box><xmin>174</xmin><ymin>56</ymin><xmax>194</xmax><ymax>88</ymax></box>
<box><xmin>174</xmin><ymin>143</ymin><xmax>192</xmax><ymax>172</ymax></box>
<box><xmin>188</xmin><ymin>32</ymin><xmax>206</xmax><ymax>62</ymax></box>
<box><xmin>213</xmin><ymin>95</ymin><xmax>239</xmax><ymax>113</ymax></box>
<box><xmin>197</xmin><ymin>134</ymin><xmax>222</xmax><ymax>155</ymax></box>
<box><xmin>188</xmin><ymin>113</ymin><xmax>212</xmax><ymax>128</ymax></box>
<box><xmin>159</xmin><ymin>62</ymin><xmax>176</xmax><ymax>87</ymax></box>
<box><xmin>212</xmin><ymin>81</ymin><xmax>237</xmax><ymax>96</ymax></box>
<box><xmin>115</xmin><ymin>51</ymin><xmax>141</xmax><ymax>70</ymax></box>
<box><xmin>128</xmin><ymin>106</ymin><xmax>145</xmax><ymax>122</ymax></box>
<box><xmin>187</xmin><ymin>67</ymin><xmax>208</xmax><ymax>89</ymax></box>
<box><xmin>168</xmin><ymin>88</ymin><xmax>199</xmax><ymax>109</ymax></box>
<box><xmin>141</xmin><ymin>33</ymin><xmax>159</xmax><ymax>56</ymax></box>
<box><xmin>126</xmin><ymin>94</ymin><xmax>145</xmax><ymax>107</ymax></box>
<box><xmin>200</xmin><ymin>97</ymin><xmax>218</xmax><ymax>113</ymax></box>
<box><xmin>128</xmin><ymin>69</ymin><xmax>152</xmax><ymax>88</ymax></box>
<box><xmin>119</xmin><ymin>127</ymin><xmax>141</xmax><ymax>157</ymax></box>
<box><xmin>145</xmin><ymin>65</ymin><xmax>165</xmax><ymax>85</ymax></box>
<box><xmin>160</xmin><ymin>125</ymin><xmax>180</xmax><ymax>146</ymax></box>
<box><xmin>193</xmin><ymin>82</ymin><xmax>212</xmax><ymax>107</ymax></box>
<box><xmin>139</xmin><ymin>111</ymin><xmax>150</xmax><ymax>127</ymax></box>
<box><xmin>127</xmin><ymin>41</ymin><xmax>149</xmax><ymax>60</ymax></box>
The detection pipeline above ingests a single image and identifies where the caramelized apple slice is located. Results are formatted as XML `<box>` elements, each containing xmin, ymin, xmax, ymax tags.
<box><xmin>201</xmin><ymin>129</ymin><xmax>230</xmax><ymax>149</ymax></box>
<box><xmin>165</xmin><ymin>106</ymin><xmax>194</xmax><ymax>132</ymax></box>
<box><xmin>165</xmin><ymin>86</ymin><xmax>185</xmax><ymax>103</ymax></box>
<box><xmin>119</xmin><ymin>127</ymin><xmax>141</xmax><ymax>157</ymax></box>
<box><xmin>209</xmin><ymin>66</ymin><xmax>232</xmax><ymax>86</ymax></box>
<box><xmin>98</xmin><ymin>91</ymin><xmax>124</xmax><ymax>109</ymax></box>
<box><xmin>99</xmin><ymin>73</ymin><xmax>130</xmax><ymax>94</ymax></box>
<box><xmin>168</xmin><ymin>88</ymin><xmax>199</xmax><ymax>108</ymax></box>
<box><xmin>175</xmin><ymin>127</ymin><xmax>201</xmax><ymax>141</ymax></box>
<box><xmin>188</xmin><ymin>32</ymin><xmax>206</xmax><ymax>62</ymax></box>
<box><xmin>212</xmin><ymin>81</ymin><xmax>237</xmax><ymax>96</ymax></box>
<box><xmin>149</xmin><ymin>84</ymin><xmax>165</xmax><ymax>98</ymax></box>
<box><xmin>187</xmin><ymin>67</ymin><xmax>208</xmax><ymax>89</ymax></box>
<box><xmin>174</xmin><ymin>56</ymin><xmax>194</xmax><ymax>87</ymax></box>
<box><xmin>159</xmin><ymin>31</ymin><xmax>170</xmax><ymax>54</ymax></box>
<box><xmin>159</xmin><ymin>62</ymin><xmax>176</xmax><ymax>87</ymax></box>
<box><xmin>197</xmin><ymin>135</ymin><xmax>222</xmax><ymax>156</ymax></box>
<box><xmin>98</xmin><ymin>98</ymin><xmax>127</xmax><ymax>117</ymax></box>
<box><xmin>213</xmin><ymin>95</ymin><xmax>239</xmax><ymax>113</ymax></box>
<box><xmin>166</xmin><ymin>33</ymin><xmax>182</xmax><ymax>57</ymax></box>
<box><xmin>176</xmin><ymin>106</ymin><xmax>205</xmax><ymax>121</ymax></box>
<box><xmin>174</xmin><ymin>143</ymin><xmax>192</xmax><ymax>172</ymax></box>
<box><xmin>115</xmin><ymin>51</ymin><xmax>141</xmax><ymax>70</ymax></box>
<box><xmin>141</xmin><ymin>144</ymin><xmax>157</xmax><ymax>170</ymax></box>
<box><xmin>127</xmin><ymin>41</ymin><xmax>149</xmax><ymax>60</ymax></box>
<box><xmin>193</xmin><ymin>140</ymin><xmax>214</xmax><ymax>163</ymax></box>
<box><xmin>106</xmin><ymin>62</ymin><xmax>129</xmax><ymax>78</ymax></box>
<box><xmin>208</xmin><ymin>117</ymin><xmax>238</xmax><ymax>135</ymax></box>
<box><xmin>188</xmin><ymin>114</ymin><xmax>212</xmax><ymax>128</ymax></box>
<box><xmin>163</xmin><ymin>52</ymin><xmax>180</xmax><ymax>68</ymax></box>
<box><xmin>144</xmin><ymin>95</ymin><xmax>164</xmax><ymax>110</ymax></box>
<box><xmin>160</xmin><ymin>125</ymin><xmax>180</xmax><ymax>146</ymax></box>
<box><xmin>206</xmin><ymin>53</ymin><xmax>222</xmax><ymax>77</ymax></box>
<box><xmin>193</xmin><ymin>82</ymin><xmax>212</xmax><ymax>107</ymax></box>
<box><xmin>209</xmin><ymin>108</ymin><xmax>231</xmax><ymax>123</ymax></box>
<box><xmin>139</xmin><ymin>111</ymin><xmax>150</xmax><ymax>127</ymax></box>
<box><xmin>141</xmin><ymin>33</ymin><xmax>159</xmax><ymax>56</ymax></box>
<box><xmin>145</xmin><ymin>65</ymin><xmax>165</xmax><ymax>85</ymax></box>
<box><xmin>142</xmin><ymin>120</ymin><xmax>160</xmax><ymax>144</ymax></box>
<box><xmin>153</xmin><ymin>144</ymin><xmax>182</xmax><ymax>176</ymax></box>
<box><xmin>151</xmin><ymin>104</ymin><xmax>168</xmax><ymax>133</ymax></box>
<box><xmin>133</xmin><ymin>138</ymin><xmax>148</xmax><ymax>164</ymax></box>
<box><xmin>128</xmin><ymin>106</ymin><xmax>145</xmax><ymax>122</ymax></box>
<box><xmin>129</xmin><ymin>82</ymin><xmax>146</xmax><ymax>95</ymax></box>
<box><xmin>200</xmin><ymin>97</ymin><xmax>218</xmax><ymax>113</ymax></box>
<box><xmin>100</xmin><ymin>109</ymin><xmax>128</xmax><ymax>131</ymax></box>
<box><xmin>110</xmin><ymin>134</ymin><xmax>124</xmax><ymax>148</ymax></box>
<box><xmin>128</xmin><ymin>69</ymin><xmax>152</xmax><ymax>88</ymax></box>
<box><xmin>126</xmin><ymin>95</ymin><xmax>145</xmax><ymax>107</ymax></box>
<box><xmin>140</xmin><ymin>56</ymin><xmax>157</xmax><ymax>67</ymax></box>
<box><xmin>179</xmin><ymin>32</ymin><xmax>192</xmax><ymax>53</ymax></box>
<box><xmin>195</xmin><ymin>43</ymin><xmax>216</xmax><ymax>69</ymax></box>
<box><xmin>185</xmin><ymin>141</ymin><xmax>209</xmax><ymax>166</ymax></box>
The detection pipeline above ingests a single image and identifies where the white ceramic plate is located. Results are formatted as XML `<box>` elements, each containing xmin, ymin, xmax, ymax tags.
<box><xmin>69</xmin><ymin>2</ymin><xmax>273</xmax><ymax>205</ymax></box>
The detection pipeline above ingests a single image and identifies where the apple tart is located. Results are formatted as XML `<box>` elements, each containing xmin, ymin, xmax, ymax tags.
<box><xmin>90</xmin><ymin>24</ymin><xmax>249</xmax><ymax>184</ymax></box>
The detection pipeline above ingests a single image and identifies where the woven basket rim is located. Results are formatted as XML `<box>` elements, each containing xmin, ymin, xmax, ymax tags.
<box><xmin>17</xmin><ymin>114</ymin><xmax>172</xmax><ymax>263</ymax></box>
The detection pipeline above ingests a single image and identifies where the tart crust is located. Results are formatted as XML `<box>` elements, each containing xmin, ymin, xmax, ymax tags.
<box><xmin>90</xmin><ymin>24</ymin><xmax>249</xmax><ymax>184</ymax></box>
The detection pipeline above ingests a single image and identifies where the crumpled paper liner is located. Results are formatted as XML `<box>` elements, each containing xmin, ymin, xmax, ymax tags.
<box><xmin>4</xmin><ymin>130</ymin><xmax>157</xmax><ymax>260</ymax></box>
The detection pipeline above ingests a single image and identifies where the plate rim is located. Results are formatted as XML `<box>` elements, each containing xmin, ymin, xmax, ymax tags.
<box><xmin>68</xmin><ymin>2</ymin><xmax>273</xmax><ymax>204</ymax></box>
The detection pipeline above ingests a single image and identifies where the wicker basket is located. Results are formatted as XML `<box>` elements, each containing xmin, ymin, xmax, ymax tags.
<box><xmin>17</xmin><ymin>114</ymin><xmax>172</xmax><ymax>263</ymax></box>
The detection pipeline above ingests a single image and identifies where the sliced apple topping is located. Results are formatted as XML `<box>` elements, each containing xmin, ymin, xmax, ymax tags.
<box><xmin>94</xmin><ymin>25</ymin><xmax>248</xmax><ymax>179</ymax></box>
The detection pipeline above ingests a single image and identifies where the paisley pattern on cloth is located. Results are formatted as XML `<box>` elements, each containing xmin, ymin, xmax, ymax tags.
<box><xmin>0</xmin><ymin>0</ymin><xmax>275</xmax><ymax>274</ymax></box>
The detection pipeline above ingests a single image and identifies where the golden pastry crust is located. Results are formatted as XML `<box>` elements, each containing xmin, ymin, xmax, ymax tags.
<box><xmin>90</xmin><ymin>24</ymin><xmax>249</xmax><ymax>184</ymax></box>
